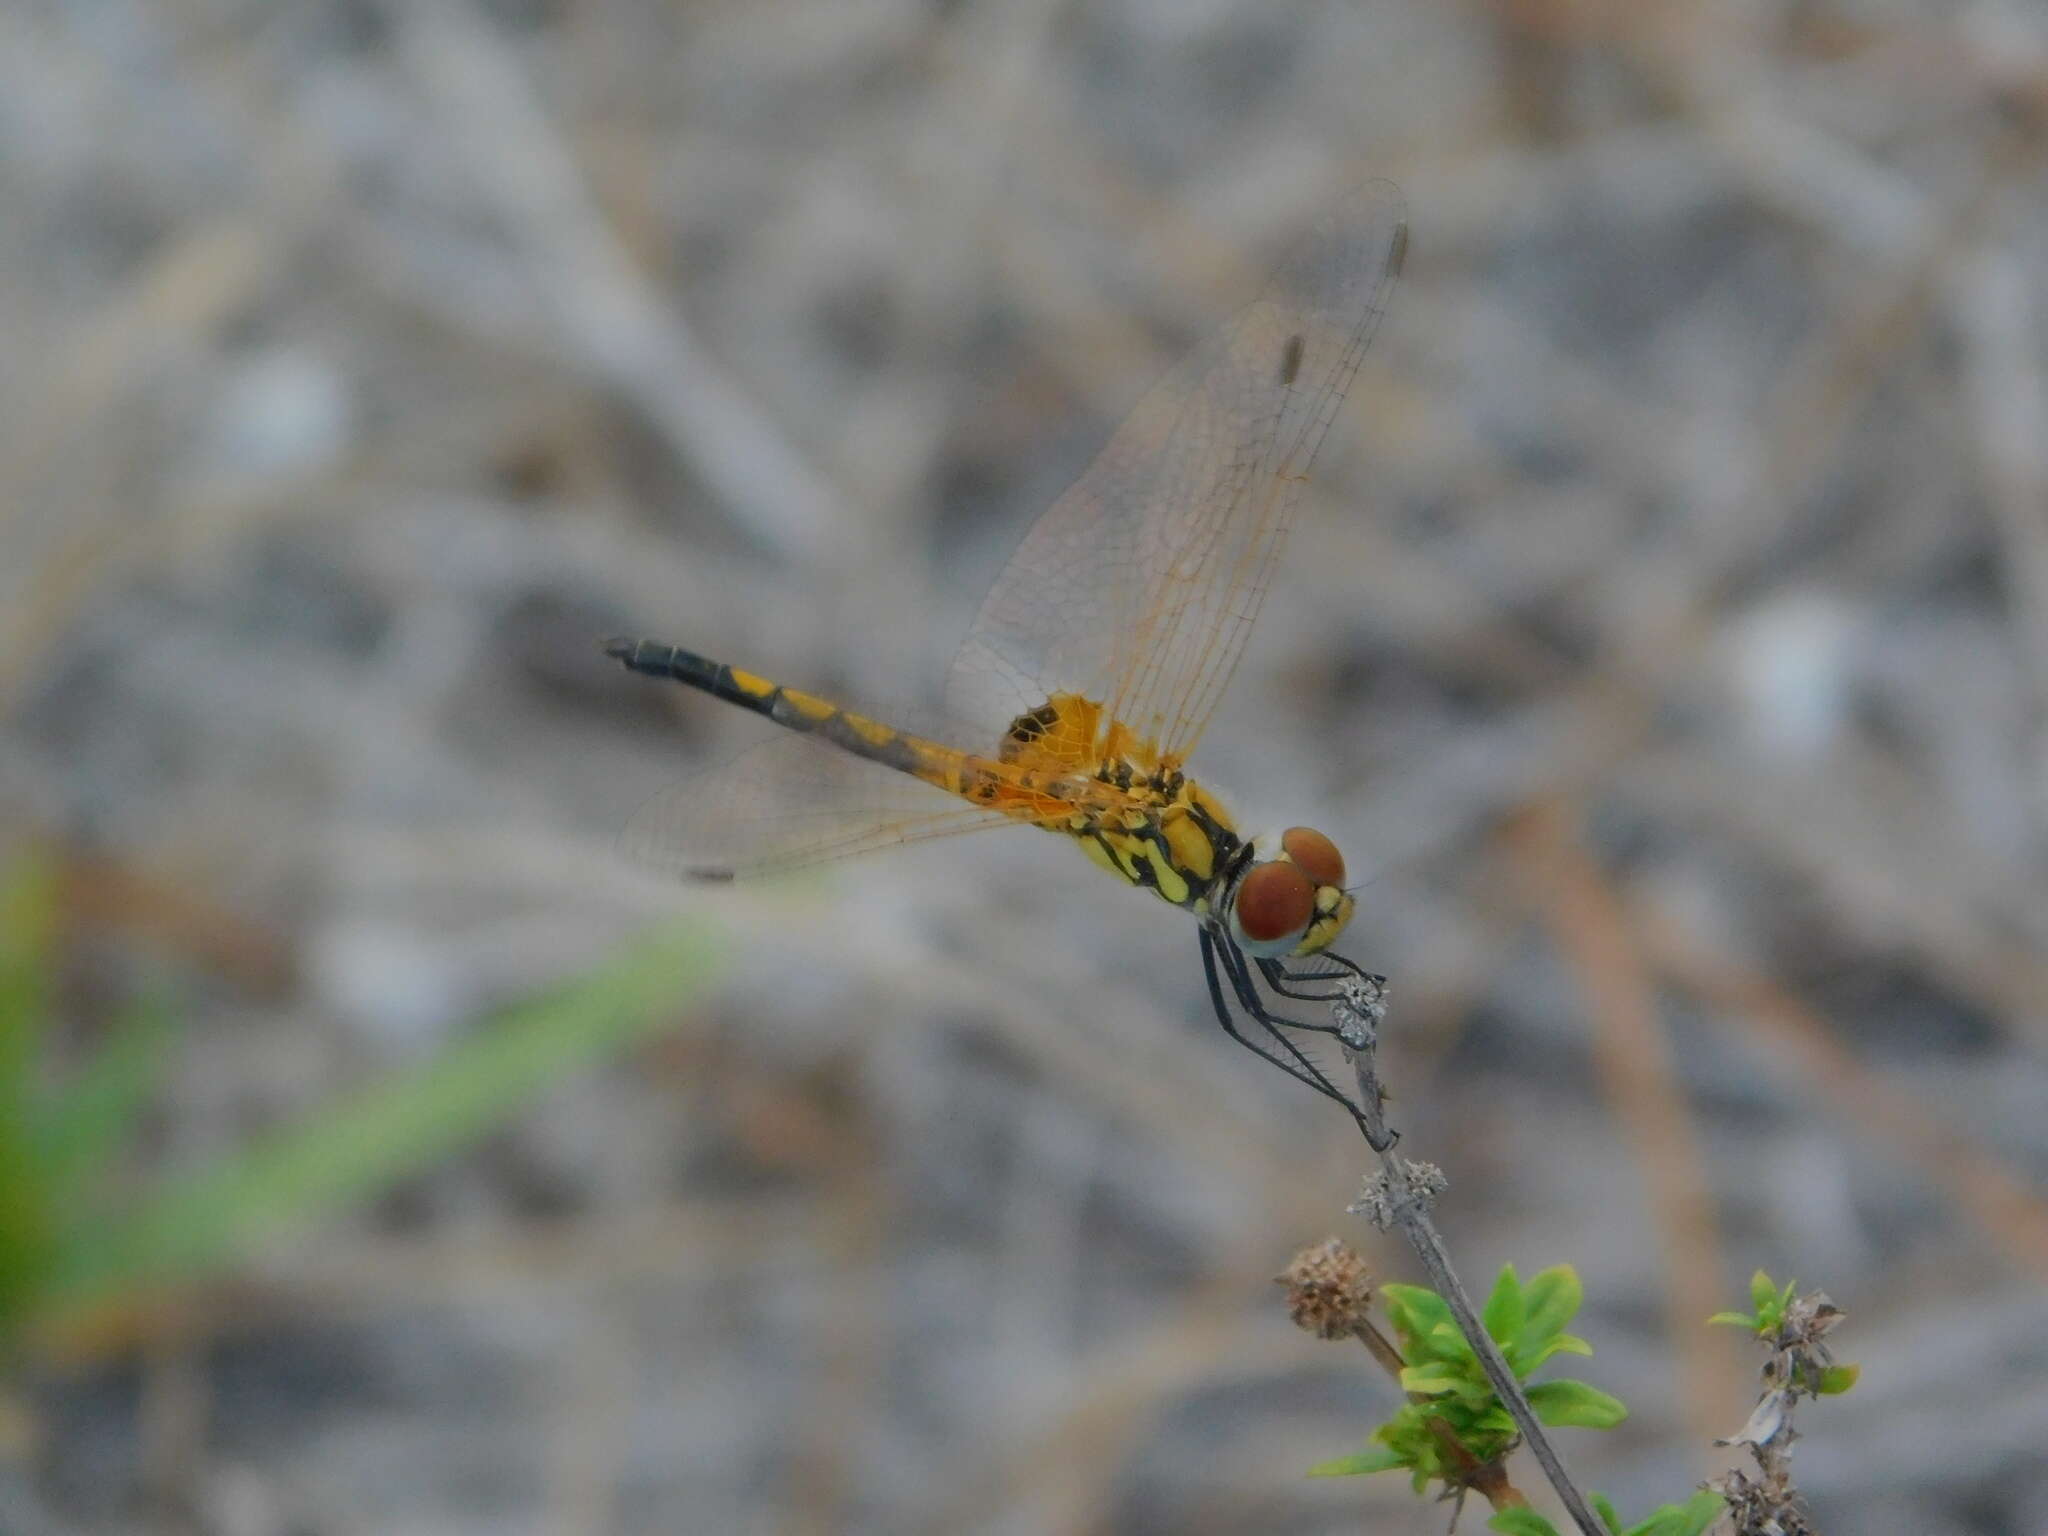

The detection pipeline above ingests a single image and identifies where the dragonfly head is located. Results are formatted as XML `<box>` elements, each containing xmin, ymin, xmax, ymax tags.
<box><xmin>1226</xmin><ymin>826</ymin><xmax>1355</xmax><ymax>958</ymax></box>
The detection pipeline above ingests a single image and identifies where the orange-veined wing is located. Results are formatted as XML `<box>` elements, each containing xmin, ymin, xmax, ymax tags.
<box><xmin>948</xmin><ymin>182</ymin><xmax>1406</xmax><ymax>763</ymax></box>
<box><xmin>618</xmin><ymin>729</ymin><xmax>1028</xmax><ymax>883</ymax></box>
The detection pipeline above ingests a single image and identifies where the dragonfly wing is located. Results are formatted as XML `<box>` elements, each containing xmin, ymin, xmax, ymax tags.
<box><xmin>620</xmin><ymin>731</ymin><xmax>1019</xmax><ymax>882</ymax></box>
<box><xmin>948</xmin><ymin>183</ymin><xmax>1407</xmax><ymax>761</ymax></box>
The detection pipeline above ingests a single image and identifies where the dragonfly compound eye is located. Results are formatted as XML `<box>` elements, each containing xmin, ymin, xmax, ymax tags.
<box><xmin>1232</xmin><ymin>860</ymin><xmax>1315</xmax><ymax>950</ymax></box>
<box><xmin>1280</xmin><ymin>826</ymin><xmax>1345</xmax><ymax>890</ymax></box>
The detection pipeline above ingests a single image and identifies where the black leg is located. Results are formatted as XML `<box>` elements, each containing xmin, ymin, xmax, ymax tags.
<box><xmin>1259</xmin><ymin>949</ymin><xmax>1386</xmax><ymax>1004</ymax></box>
<box><xmin>1234</xmin><ymin>957</ymin><xmax>1357</xmax><ymax>1036</ymax></box>
<box><xmin>1200</xmin><ymin>929</ymin><xmax>1373</xmax><ymax>1137</ymax></box>
<box><xmin>1203</xmin><ymin>928</ymin><xmax>1316</xmax><ymax>1087</ymax></box>
<box><xmin>1215</xmin><ymin>941</ymin><xmax>1367</xmax><ymax>1107</ymax></box>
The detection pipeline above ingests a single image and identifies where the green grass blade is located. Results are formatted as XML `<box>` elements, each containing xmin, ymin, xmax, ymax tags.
<box><xmin>0</xmin><ymin>853</ymin><xmax>60</xmax><ymax>1340</ymax></box>
<box><xmin>51</xmin><ymin>925</ymin><xmax>717</xmax><ymax>1309</ymax></box>
<box><xmin>0</xmin><ymin>853</ymin><xmax>57</xmax><ymax>1106</ymax></box>
<box><xmin>33</xmin><ymin>995</ymin><xmax>175</xmax><ymax>1202</ymax></box>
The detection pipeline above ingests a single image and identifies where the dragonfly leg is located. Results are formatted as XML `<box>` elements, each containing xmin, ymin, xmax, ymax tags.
<box><xmin>1200</xmin><ymin>928</ymin><xmax>1374</xmax><ymax>1138</ymax></box>
<box><xmin>1258</xmin><ymin>950</ymin><xmax>1387</xmax><ymax>1005</ymax></box>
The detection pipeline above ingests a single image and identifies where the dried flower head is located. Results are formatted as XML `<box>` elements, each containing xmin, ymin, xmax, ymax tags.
<box><xmin>1769</xmin><ymin>1291</ymin><xmax>1844</xmax><ymax>1394</ymax></box>
<box><xmin>1715</xmin><ymin>1461</ymin><xmax>1812</xmax><ymax>1536</ymax></box>
<box><xmin>1277</xmin><ymin>1238</ymin><xmax>1376</xmax><ymax>1340</ymax></box>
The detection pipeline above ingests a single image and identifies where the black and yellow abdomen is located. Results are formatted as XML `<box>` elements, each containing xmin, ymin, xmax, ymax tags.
<box><xmin>604</xmin><ymin>637</ymin><xmax>939</xmax><ymax>777</ymax></box>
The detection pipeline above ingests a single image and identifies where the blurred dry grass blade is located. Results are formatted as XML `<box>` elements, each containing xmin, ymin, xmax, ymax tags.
<box><xmin>387</xmin><ymin>0</ymin><xmax>846</xmax><ymax>561</ymax></box>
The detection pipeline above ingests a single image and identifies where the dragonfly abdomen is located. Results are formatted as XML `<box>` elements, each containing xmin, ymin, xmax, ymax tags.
<box><xmin>604</xmin><ymin>637</ymin><xmax>934</xmax><ymax>779</ymax></box>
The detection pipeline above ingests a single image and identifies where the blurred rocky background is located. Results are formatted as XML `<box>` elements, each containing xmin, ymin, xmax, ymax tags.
<box><xmin>2</xmin><ymin>0</ymin><xmax>2046</xmax><ymax>1532</ymax></box>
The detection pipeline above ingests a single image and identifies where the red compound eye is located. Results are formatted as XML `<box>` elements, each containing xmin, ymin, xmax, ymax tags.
<box><xmin>1235</xmin><ymin>860</ymin><xmax>1315</xmax><ymax>945</ymax></box>
<box><xmin>1281</xmin><ymin>826</ymin><xmax>1345</xmax><ymax>889</ymax></box>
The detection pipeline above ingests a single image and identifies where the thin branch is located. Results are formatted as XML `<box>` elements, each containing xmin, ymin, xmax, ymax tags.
<box><xmin>1337</xmin><ymin>979</ymin><xmax>1607</xmax><ymax>1536</ymax></box>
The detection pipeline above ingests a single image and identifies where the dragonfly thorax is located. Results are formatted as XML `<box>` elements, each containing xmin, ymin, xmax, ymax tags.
<box><xmin>1000</xmin><ymin>692</ymin><xmax>1184</xmax><ymax>793</ymax></box>
<box><xmin>999</xmin><ymin>693</ymin><xmax>1241</xmax><ymax>913</ymax></box>
<box><xmin>1002</xmin><ymin>695</ymin><xmax>1353</xmax><ymax>957</ymax></box>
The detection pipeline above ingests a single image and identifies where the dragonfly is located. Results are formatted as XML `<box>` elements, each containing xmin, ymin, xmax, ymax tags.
<box><xmin>606</xmin><ymin>182</ymin><xmax>1407</xmax><ymax>1133</ymax></box>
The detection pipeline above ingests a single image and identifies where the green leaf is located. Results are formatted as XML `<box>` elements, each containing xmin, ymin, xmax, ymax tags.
<box><xmin>1516</xmin><ymin>1266</ymin><xmax>1583</xmax><ymax>1360</ymax></box>
<box><xmin>49</xmin><ymin>926</ymin><xmax>718</xmax><ymax>1310</ymax></box>
<box><xmin>1487</xmin><ymin>1511</ymin><xmax>1561</xmax><ymax>1536</ymax></box>
<box><xmin>1623</xmin><ymin>1490</ymin><xmax>1725</xmax><ymax>1536</ymax></box>
<box><xmin>1818</xmin><ymin>1363</ymin><xmax>1860</xmax><ymax>1395</ymax></box>
<box><xmin>1382</xmin><ymin>1283</ymin><xmax>1453</xmax><ymax>1351</ymax></box>
<box><xmin>1399</xmin><ymin>1363</ymin><xmax>1468</xmax><ymax>1397</ymax></box>
<box><xmin>1676</xmin><ymin>1490</ymin><xmax>1729</xmax><ymax>1534</ymax></box>
<box><xmin>1520</xmin><ymin>1332</ymin><xmax>1594</xmax><ymax>1371</ymax></box>
<box><xmin>1307</xmin><ymin>1446</ymin><xmax>1406</xmax><ymax>1478</ymax></box>
<box><xmin>1592</xmin><ymin>1492</ymin><xmax>1623</xmax><ymax>1532</ymax></box>
<box><xmin>1376</xmin><ymin>1409</ymin><xmax>1432</xmax><ymax>1450</ymax></box>
<box><xmin>1395</xmin><ymin>1318</ymin><xmax>1470</xmax><ymax>1370</ymax></box>
<box><xmin>1469</xmin><ymin>1402</ymin><xmax>1518</xmax><ymax>1439</ymax></box>
<box><xmin>1484</xmin><ymin>1263</ymin><xmax>1526</xmax><ymax>1348</ymax></box>
<box><xmin>1706</xmin><ymin>1310</ymin><xmax>1757</xmax><ymax>1329</ymax></box>
<box><xmin>1525</xmin><ymin>1378</ymin><xmax>1628</xmax><ymax>1429</ymax></box>
<box><xmin>1426</xmin><ymin>1320</ymin><xmax>1478</xmax><ymax>1366</ymax></box>
<box><xmin>1748</xmin><ymin>1269</ymin><xmax>1777</xmax><ymax>1313</ymax></box>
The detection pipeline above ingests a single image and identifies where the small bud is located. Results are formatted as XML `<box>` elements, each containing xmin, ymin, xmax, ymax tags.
<box><xmin>1334</xmin><ymin>975</ymin><xmax>1389</xmax><ymax>1046</ymax></box>
<box><xmin>1276</xmin><ymin>1238</ymin><xmax>1376</xmax><ymax>1341</ymax></box>
<box><xmin>1350</xmin><ymin>1159</ymin><xmax>1447</xmax><ymax>1229</ymax></box>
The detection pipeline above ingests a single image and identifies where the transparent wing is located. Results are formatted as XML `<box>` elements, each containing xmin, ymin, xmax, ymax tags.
<box><xmin>948</xmin><ymin>182</ymin><xmax>1407</xmax><ymax>761</ymax></box>
<box><xmin>620</xmin><ymin>732</ymin><xmax>1020</xmax><ymax>882</ymax></box>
